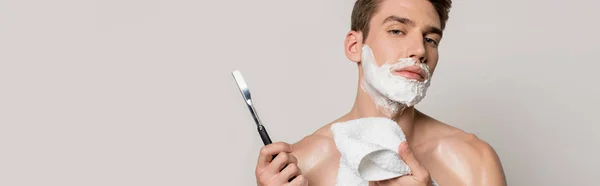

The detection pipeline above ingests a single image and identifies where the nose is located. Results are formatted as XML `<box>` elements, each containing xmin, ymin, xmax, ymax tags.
<box><xmin>405</xmin><ymin>35</ymin><xmax>427</xmax><ymax>64</ymax></box>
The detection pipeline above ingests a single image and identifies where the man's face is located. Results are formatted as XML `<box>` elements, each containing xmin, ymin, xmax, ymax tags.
<box><xmin>364</xmin><ymin>0</ymin><xmax>443</xmax><ymax>79</ymax></box>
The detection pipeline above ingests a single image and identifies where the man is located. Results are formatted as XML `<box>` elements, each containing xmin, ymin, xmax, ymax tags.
<box><xmin>254</xmin><ymin>0</ymin><xmax>507</xmax><ymax>185</ymax></box>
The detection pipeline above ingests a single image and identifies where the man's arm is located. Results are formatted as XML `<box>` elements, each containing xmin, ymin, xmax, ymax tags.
<box><xmin>474</xmin><ymin>139</ymin><xmax>507</xmax><ymax>186</ymax></box>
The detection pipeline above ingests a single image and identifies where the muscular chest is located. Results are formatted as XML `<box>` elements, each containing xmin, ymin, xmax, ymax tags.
<box><xmin>293</xmin><ymin>150</ymin><xmax>341</xmax><ymax>186</ymax></box>
<box><xmin>296</xmin><ymin>149</ymin><xmax>447</xmax><ymax>186</ymax></box>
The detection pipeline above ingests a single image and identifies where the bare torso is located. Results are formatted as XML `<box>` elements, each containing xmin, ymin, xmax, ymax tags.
<box><xmin>290</xmin><ymin>110</ymin><xmax>506</xmax><ymax>186</ymax></box>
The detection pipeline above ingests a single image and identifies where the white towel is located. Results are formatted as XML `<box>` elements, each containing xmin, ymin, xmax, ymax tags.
<box><xmin>330</xmin><ymin>117</ymin><xmax>411</xmax><ymax>186</ymax></box>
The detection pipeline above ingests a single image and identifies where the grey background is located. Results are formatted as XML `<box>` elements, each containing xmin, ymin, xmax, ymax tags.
<box><xmin>1</xmin><ymin>0</ymin><xmax>598</xmax><ymax>185</ymax></box>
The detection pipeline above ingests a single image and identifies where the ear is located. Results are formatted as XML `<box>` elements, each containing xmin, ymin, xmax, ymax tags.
<box><xmin>344</xmin><ymin>30</ymin><xmax>363</xmax><ymax>63</ymax></box>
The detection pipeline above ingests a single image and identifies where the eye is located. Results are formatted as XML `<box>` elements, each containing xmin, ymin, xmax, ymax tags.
<box><xmin>388</xmin><ymin>29</ymin><xmax>404</xmax><ymax>36</ymax></box>
<box><xmin>424</xmin><ymin>37</ymin><xmax>439</xmax><ymax>47</ymax></box>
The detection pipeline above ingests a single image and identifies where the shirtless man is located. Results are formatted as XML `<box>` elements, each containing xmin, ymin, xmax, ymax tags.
<box><xmin>254</xmin><ymin>0</ymin><xmax>507</xmax><ymax>185</ymax></box>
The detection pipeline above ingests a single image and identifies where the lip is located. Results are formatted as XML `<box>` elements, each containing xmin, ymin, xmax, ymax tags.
<box><xmin>393</xmin><ymin>66</ymin><xmax>426</xmax><ymax>81</ymax></box>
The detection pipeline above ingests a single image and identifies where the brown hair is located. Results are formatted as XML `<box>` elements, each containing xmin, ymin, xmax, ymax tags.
<box><xmin>350</xmin><ymin>0</ymin><xmax>452</xmax><ymax>41</ymax></box>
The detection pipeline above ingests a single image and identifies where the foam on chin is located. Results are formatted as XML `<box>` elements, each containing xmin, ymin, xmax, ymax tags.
<box><xmin>360</xmin><ymin>45</ymin><xmax>431</xmax><ymax>117</ymax></box>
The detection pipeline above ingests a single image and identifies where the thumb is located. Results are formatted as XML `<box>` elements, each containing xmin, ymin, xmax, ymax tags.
<box><xmin>398</xmin><ymin>142</ymin><xmax>429</xmax><ymax>182</ymax></box>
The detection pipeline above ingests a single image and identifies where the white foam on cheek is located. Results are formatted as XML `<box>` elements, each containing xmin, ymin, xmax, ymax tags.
<box><xmin>360</xmin><ymin>45</ymin><xmax>432</xmax><ymax>117</ymax></box>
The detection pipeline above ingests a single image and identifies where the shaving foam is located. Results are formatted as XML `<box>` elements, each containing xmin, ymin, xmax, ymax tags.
<box><xmin>360</xmin><ymin>45</ymin><xmax>431</xmax><ymax>117</ymax></box>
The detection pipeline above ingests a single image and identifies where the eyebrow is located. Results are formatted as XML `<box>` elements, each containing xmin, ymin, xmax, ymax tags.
<box><xmin>383</xmin><ymin>15</ymin><xmax>414</xmax><ymax>26</ymax></box>
<box><xmin>423</xmin><ymin>26</ymin><xmax>443</xmax><ymax>38</ymax></box>
<box><xmin>382</xmin><ymin>15</ymin><xmax>443</xmax><ymax>37</ymax></box>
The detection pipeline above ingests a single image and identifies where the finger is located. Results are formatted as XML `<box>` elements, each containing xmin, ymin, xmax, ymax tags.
<box><xmin>278</xmin><ymin>163</ymin><xmax>301</xmax><ymax>183</ymax></box>
<box><xmin>257</xmin><ymin>142</ymin><xmax>293</xmax><ymax>170</ymax></box>
<box><xmin>280</xmin><ymin>153</ymin><xmax>298</xmax><ymax>171</ymax></box>
<box><xmin>287</xmin><ymin>153</ymin><xmax>298</xmax><ymax>164</ymax></box>
<box><xmin>398</xmin><ymin>142</ymin><xmax>429</xmax><ymax>181</ymax></box>
<box><xmin>286</xmin><ymin>175</ymin><xmax>307</xmax><ymax>186</ymax></box>
<box><xmin>267</xmin><ymin>152</ymin><xmax>292</xmax><ymax>174</ymax></box>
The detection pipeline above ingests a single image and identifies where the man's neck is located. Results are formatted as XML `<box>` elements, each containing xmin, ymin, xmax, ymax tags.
<box><xmin>341</xmin><ymin>85</ymin><xmax>417</xmax><ymax>142</ymax></box>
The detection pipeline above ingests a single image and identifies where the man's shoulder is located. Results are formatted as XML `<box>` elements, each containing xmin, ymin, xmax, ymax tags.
<box><xmin>415</xmin><ymin>114</ymin><xmax>506</xmax><ymax>185</ymax></box>
<box><xmin>434</xmin><ymin>130</ymin><xmax>498</xmax><ymax>161</ymax></box>
<box><xmin>292</xmin><ymin>128</ymin><xmax>338</xmax><ymax>157</ymax></box>
<box><xmin>414</xmin><ymin>112</ymin><xmax>497</xmax><ymax>158</ymax></box>
<box><xmin>290</xmin><ymin>126</ymin><xmax>341</xmax><ymax>177</ymax></box>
